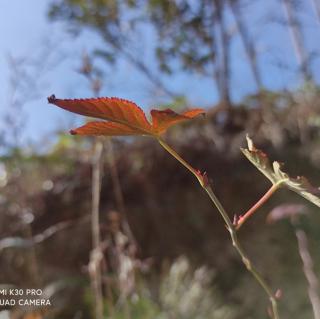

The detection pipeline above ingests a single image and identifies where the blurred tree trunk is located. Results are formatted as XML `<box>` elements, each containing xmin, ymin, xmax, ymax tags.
<box><xmin>310</xmin><ymin>0</ymin><xmax>320</xmax><ymax>25</ymax></box>
<box><xmin>281</xmin><ymin>0</ymin><xmax>312</xmax><ymax>82</ymax></box>
<box><xmin>91</xmin><ymin>139</ymin><xmax>104</xmax><ymax>319</ymax></box>
<box><xmin>229</xmin><ymin>0</ymin><xmax>263</xmax><ymax>91</ymax></box>
<box><xmin>213</xmin><ymin>0</ymin><xmax>232</xmax><ymax>107</ymax></box>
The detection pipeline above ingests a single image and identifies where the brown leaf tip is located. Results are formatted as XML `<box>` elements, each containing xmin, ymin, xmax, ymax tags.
<box><xmin>70</xmin><ymin>129</ymin><xmax>77</xmax><ymax>135</ymax></box>
<box><xmin>47</xmin><ymin>94</ymin><xmax>57</xmax><ymax>104</ymax></box>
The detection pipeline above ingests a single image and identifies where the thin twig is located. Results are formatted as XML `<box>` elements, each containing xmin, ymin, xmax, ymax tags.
<box><xmin>157</xmin><ymin>137</ymin><xmax>280</xmax><ymax>319</ymax></box>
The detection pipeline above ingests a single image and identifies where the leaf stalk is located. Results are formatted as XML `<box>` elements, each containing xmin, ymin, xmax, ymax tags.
<box><xmin>236</xmin><ymin>182</ymin><xmax>282</xmax><ymax>230</ymax></box>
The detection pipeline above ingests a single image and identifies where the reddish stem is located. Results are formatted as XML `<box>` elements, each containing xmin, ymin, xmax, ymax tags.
<box><xmin>236</xmin><ymin>183</ymin><xmax>280</xmax><ymax>230</ymax></box>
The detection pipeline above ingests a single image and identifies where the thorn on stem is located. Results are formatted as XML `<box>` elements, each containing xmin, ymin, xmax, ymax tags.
<box><xmin>235</xmin><ymin>215</ymin><xmax>246</xmax><ymax>229</ymax></box>
<box><xmin>233</xmin><ymin>214</ymin><xmax>238</xmax><ymax>226</ymax></box>
<box><xmin>202</xmin><ymin>171</ymin><xmax>209</xmax><ymax>187</ymax></box>
<box><xmin>275</xmin><ymin>289</ymin><xmax>282</xmax><ymax>300</ymax></box>
<box><xmin>195</xmin><ymin>170</ymin><xmax>209</xmax><ymax>187</ymax></box>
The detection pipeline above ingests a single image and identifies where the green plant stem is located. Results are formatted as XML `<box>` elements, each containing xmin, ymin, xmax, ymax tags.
<box><xmin>157</xmin><ymin>137</ymin><xmax>280</xmax><ymax>319</ymax></box>
<box><xmin>158</xmin><ymin>138</ymin><xmax>204</xmax><ymax>185</ymax></box>
<box><xmin>236</xmin><ymin>183</ymin><xmax>281</xmax><ymax>230</ymax></box>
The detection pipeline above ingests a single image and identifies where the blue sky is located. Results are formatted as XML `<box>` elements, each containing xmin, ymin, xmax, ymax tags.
<box><xmin>0</xmin><ymin>0</ymin><xmax>319</xmax><ymax>148</ymax></box>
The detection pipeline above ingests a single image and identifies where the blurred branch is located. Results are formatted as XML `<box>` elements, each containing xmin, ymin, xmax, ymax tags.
<box><xmin>268</xmin><ymin>204</ymin><xmax>320</xmax><ymax>318</ymax></box>
<box><xmin>106</xmin><ymin>139</ymin><xmax>138</xmax><ymax>253</ymax></box>
<box><xmin>212</xmin><ymin>0</ymin><xmax>232</xmax><ymax>107</ymax></box>
<box><xmin>228</xmin><ymin>0</ymin><xmax>263</xmax><ymax>90</ymax></box>
<box><xmin>1</xmin><ymin>37</ymin><xmax>66</xmax><ymax>149</ymax></box>
<box><xmin>91</xmin><ymin>138</ymin><xmax>104</xmax><ymax>319</ymax></box>
<box><xmin>294</xmin><ymin>226</ymin><xmax>320</xmax><ymax>319</ymax></box>
<box><xmin>0</xmin><ymin>220</ymin><xmax>73</xmax><ymax>252</ymax></box>
<box><xmin>99</xmin><ymin>33</ymin><xmax>178</xmax><ymax>98</ymax></box>
<box><xmin>79</xmin><ymin>52</ymin><xmax>108</xmax><ymax>319</ymax></box>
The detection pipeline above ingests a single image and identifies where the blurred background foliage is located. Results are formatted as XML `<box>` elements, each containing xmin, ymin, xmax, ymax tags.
<box><xmin>1</xmin><ymin>0</ymin><xmax>320</xmax><ymax>318</ymax></box>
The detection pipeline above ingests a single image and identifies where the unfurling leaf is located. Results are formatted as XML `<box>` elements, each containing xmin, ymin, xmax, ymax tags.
<box><xmin>48</xmin><ymin>95</ymin><xmax>204</xmax><ymax>137</ymax></box>
<box><xmin>242</xmin><ymin>135</ymin><xmax>320</xmax><ymax>208</ymax></box>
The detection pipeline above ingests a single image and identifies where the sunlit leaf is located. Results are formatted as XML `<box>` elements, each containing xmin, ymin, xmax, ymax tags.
<box><xmin>48</xmin><ymin>95</ymin><xmax>152</xmax><ymax>134</ymax></box>
<box><xmin>70</xmin><ymin>121</ymin><xmax>145</xmax><ymax>136</ymax></box>
<box><xmin>241</xmin><ymin>135</ymin><xmax>320</xmax><ymax>208</ymax></box>
<box><xmin>48</xmin><ymin>95</ymin><xmax>204</xmax><ymax>136</ymax></box>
